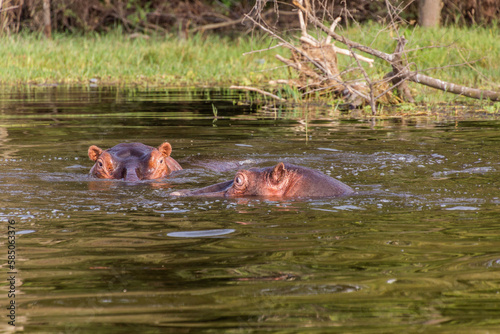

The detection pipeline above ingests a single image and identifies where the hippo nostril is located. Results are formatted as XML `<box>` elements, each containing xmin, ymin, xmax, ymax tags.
<box><xmin>122</xmin><ymin>168</ymin><xmax>141</xmax><ymax>182</ymax></box>
<box><xmin>135</xmin><ymin>168</ymin><xmax>143</xmax><ymax>180</ymax></box>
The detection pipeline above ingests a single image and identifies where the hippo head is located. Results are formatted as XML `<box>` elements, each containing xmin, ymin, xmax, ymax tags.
<box><xmin>174</xmin><ymin>162</ymin><xmax>354</xmax><ymax>199</ymax></box>
<box><xmin>88</xmin><ymin>142</ymin><xmax>182</xmax><ymax>181</ymax></box>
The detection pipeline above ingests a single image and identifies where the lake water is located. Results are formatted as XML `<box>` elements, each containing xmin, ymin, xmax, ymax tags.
<box><xmin>1</xmin><ymin>87</ymin><xmax>500</xmax><ymax>333</ymax></box>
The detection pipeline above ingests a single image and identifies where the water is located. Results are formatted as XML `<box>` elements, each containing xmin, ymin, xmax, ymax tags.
<box><xmin>1</xmin><ymin>87</ymin><xmax>500</xmax><ymax>333</ymax></box>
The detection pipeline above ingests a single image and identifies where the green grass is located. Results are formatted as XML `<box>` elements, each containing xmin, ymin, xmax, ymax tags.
<box><xmin>0</xmin><ymin>30</ymin><xmax>289</xmax><ymax>86</ymax></box>
<box><xmin>0</xmin><ymin>24</ymin><xmax>498</xmax><ymax>103</ymax></box>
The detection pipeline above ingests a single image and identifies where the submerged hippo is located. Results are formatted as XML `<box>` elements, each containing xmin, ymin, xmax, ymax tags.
<box><xmin>88</xmin><ymin>142</ymin><xmax>182</xmax><ymax>181</ymax></box>
<box><xmin>172</xmin><ymin>162</ymin><xmax>354</xmax><ymax>199</ymax></box>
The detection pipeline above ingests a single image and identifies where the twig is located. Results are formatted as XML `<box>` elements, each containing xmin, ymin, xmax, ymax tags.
<box><xmin>297</xmin><ymin>0</ymin><xmax>308</xmax><ymax>37</ymax></box>
<box><xmin>374</xmin><ymin>75</ymin><xmax>404</xmax><ymax>101</ymax></box>
<box><xmin>0</xmin><ymin>5</ymin><xmax>20</xmax><ymax>13</ymax></box>
<box><xmin>191</xmin><ymin>17</ymin><xmax>244</xmax><ymax>32</ymax></box>
<box><xmin>300</xmin><ymin>24</ymin><xmax>374</xmax><ymax>66</ymax></box>
<box><xmin>456</xmin><ymin>48</ymin><xmax>500</xmax><ymax>88</ymax></box>
<box><xmin>244</xmin><ymin>14</ymin><xmax>333</xmax><ymax>79</ymax></box>
<box><xmin>299</xmin><ymin>35</ymin><xmax>319</xmax><ymax>47</ymax></box>
<box><xmin>332</xmin><ymin>45</ymin><xmax>374</xmax><ymax>67</ymax></box>
<box><xmin>230</xmin><ymin>85</ymin><xmax>287</xmax><ymax>102</ymax></box>
<box><xmin>325</xmin><ymin>17</ymin><xmax>342</xmax><ymax>44</ymax></box>
<box><xmin>242</xmin><ymin>43</ymin><xmax>285</xmax><ymax>56</ymax></box>
<box><xmin>346</xmin><ymin>38</ymin><xmax>376</xmax><ymax>114</ymax></box>
<box><xmin>275</xmin><ymin>54</ymin><xmax>321</xmax><ymax>79</ymax></box>
<box><xmin>293</xmin><ymin>0</ymin><xmax>393</xmax><ymax>62</ymax></box>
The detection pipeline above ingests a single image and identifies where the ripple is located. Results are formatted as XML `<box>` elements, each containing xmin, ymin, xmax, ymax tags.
<box><xmin>167</xmin><ymin>229</ymin><xmax>236</xmax><ymax>238</ymax></box>
<box><xmin>444</xmin><ymin>206</ymin><xmax>480</xmax><ymax>211</ymax></box>
<box><xmin>260</xmin><ymin>284</ymin><xmax>361</xmax><ymax>296</ymax></box>
<box><xmin>154</xmin><ymin>209</ymin><xmax>189</xmax><ymax>214</ymax></box>
<box><xmin>317</xmin><ymin>147</ymin><xmax>340</xmax><ymax>152</ymax></box>
<box><xmin>333</xmin><ymin>205</ymin><xmax>366</xmax><ymax>211</ymax></box>
<box><xmin>17</xmin><ymin>229</ymin><xmax>36</xmax><ymax>235</ymax></box>
<box><xmin>433</xmin><ymin>166</ymin><xmax>494</xmax><ymax>178</ymax></box>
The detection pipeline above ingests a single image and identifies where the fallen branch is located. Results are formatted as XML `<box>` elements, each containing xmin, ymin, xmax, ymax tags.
<box><xmin>293</xmin><ymin>0</ymin><xmax>500</xmax><ymax>102</ymax></box>
<box><xmin>245</xmin><ymin>6</ymin><xmax>389</xmax><ymax>107</ymax></box>
<box><xmin>409</xmin><ymin>73</ymin><xmax>500</xmax><ymax>101</ymax></box>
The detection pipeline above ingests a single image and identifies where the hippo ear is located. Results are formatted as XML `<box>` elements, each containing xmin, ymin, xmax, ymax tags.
<box><xmin>271</xmin><ymin>162</ymin><xmax>287</xmax><ymax>184</ymax></box>
<box><xmin>158</xmin><ymin>142</ymin><xmax>173</xmax><ymax>157</ymax></box>
<box><xmin>88</xmin><ymin>145</ymin><xmax>103</xmax><ymax>161</ymax></box>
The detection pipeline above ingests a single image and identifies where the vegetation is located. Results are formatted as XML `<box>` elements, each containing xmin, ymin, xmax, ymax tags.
<box><xmin>0</xmin><ymin>30</ymin><xmax>287</xmax><ymax>86</ymax></box>
<box><xmin>1</xmin><ymin>23</ymin><xmax>498</xmax><ymax>104</ymax></box>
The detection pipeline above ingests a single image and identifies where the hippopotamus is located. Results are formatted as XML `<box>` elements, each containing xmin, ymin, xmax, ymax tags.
<box><xmin>172</xmin><ymin>162</ymin><xmax>354</xmax><ymax>199</ymax></box>
<box><xmin>88</xmin><ymin>142</ymin><xmax>182</xmax><ymax>181</ymax></box>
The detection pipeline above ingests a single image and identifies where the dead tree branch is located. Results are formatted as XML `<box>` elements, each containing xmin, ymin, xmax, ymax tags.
<box><xmin>239</xmin><ymin>0</ymin><xmax>499</xmax><ymax>105</ymax></box>
<box><xmin>409</xmin><ymin>73</ymin><xmax>500</xmax><ymax>101</ymax></box>
<box><xmin>293</xmin><ymin>0</ymin><xmax>500</xmax><ymax>102</ymax></box>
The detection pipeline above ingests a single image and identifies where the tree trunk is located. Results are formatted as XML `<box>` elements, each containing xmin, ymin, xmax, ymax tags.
<box><xmin>43</xmin><ymin>0</ymin><xmax>51</xmax><ymax>39</ymax></box>
<box><xmin>418</xmin><ymin>0</ymin><xmax>441</xmax><ymax>27</ymax></box>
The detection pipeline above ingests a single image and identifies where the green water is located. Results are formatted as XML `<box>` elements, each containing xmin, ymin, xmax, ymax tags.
<box><xmin>1</xmin><ymin>87</ymin><xmax>500</xmax><ymax>333</ymax></box>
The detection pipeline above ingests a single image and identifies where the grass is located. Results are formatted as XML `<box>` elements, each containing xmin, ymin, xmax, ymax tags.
<box><xmin>1</xmin><ymin>29</ymin><xmax>288</xmax><ymax>87</ymax></box>
<box><xmin>0</xmin><ymin>24</ymin><xmax>499</xmax><ymax>103</ymax></box>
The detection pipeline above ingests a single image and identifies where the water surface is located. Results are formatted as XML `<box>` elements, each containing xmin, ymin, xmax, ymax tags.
<box><xmin>1</xmin><ymin>87</ymin><xmax>500</xmax><ymax>333</ymax></box>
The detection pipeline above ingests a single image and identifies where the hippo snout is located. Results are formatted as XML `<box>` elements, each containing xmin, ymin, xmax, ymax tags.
<box><xmin>123</xmin><ymin>167</ymin><xmax>141</xmax><ymax>182</ymax></box>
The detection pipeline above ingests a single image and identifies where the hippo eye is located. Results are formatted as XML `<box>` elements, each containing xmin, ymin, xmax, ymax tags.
<box><xmin>234</xmin><ymin>173</ymin><xmax>246</xmax><ymax>188</ymax></box>
<box><xmin>159</xmin><ymin>158</ymin><xmax>164</xmax><ymax>164</ymax></box>
<box><xmin>97</xmin><ymin>160</ymin><xmax>103</xmax><ymax>168</ymax></box>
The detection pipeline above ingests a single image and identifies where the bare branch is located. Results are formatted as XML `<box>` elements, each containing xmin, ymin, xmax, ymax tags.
<box><xmin>325</xmin><ymin>17</ymin><xmax>341</xmax><ymax>44</ymax></box>
<box><xmin>347</xmin><ymin>41</ymin><xmax>376</xmax><ymax>114</ymax></box>
<box><xmin>293</xmin><ymin>0</ymin><xmax>394</xmax><ymax>62</ymax></box>
<box><xmin>230</xmin><ymin>85</ymin><xmax>287</xmax><ymax>102</ymax></box>
<box><xmin>246</xmin><ymin>0</ymin><xmax>499</xmax><ymax>104</ymax></box>
<box><xmin>242</xmin><ymin>43</ymin><xmax>285</xmax><ymax>56</ymax></box>
<box><xmin>191</xmin><ymin>17</ymin><xmax>244</xmax><ymax>32</ymax></box>
<box><xmin>409</xmin><ymin>73</ymin><xmax>500</xmax><ymax>101</ymax></box>
<box><xmin>244</xmin><ymin>14</ymin><xmax>333</xmax><ymax>78</ymax></box>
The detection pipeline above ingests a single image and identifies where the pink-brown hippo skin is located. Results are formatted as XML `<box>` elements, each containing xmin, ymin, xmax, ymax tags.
<box><xmin>173</xmin><ymin>162</ymin><xmax>354</xmax><ymax>199</ymax></box>
<box><xmin>88</xmin><ymin>142</ymin><xmax>182</xmax><ymax>182</ymax></box>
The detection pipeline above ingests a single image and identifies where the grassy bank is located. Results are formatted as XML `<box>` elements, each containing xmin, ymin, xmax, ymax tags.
<box><xmin>1</xmin><ymin>31</ymin><xmax>284</xmax><ymax>87</ymax></box>
<box><xmin>1</xmin><ymin>24</ymin><xmax>499</xmax><ymax>102</ymax></box>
